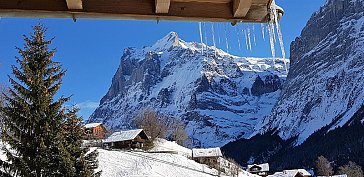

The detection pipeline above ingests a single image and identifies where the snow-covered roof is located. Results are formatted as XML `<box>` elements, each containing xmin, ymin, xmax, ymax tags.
<box><xmin>284</xmin><ymin>169</ymin><xmax>311</xmax><ymax>176</ymax></box>
<box><xmin>248</xmin><ymin>163</ymin><xmax>269</xmax><ymax>172</ymax></box>
<box><xmin>192</xmin><ymin>147</ymin><xmax>222</xmax><ymax>158</ymax></box>
<box><xmin>318</xmin><ymin>175</ymin><xmax>347</xmax><ymax>177</ymax></box>
<box><xmin>84</xmin><ymin>122</ymin><xmax>102</xmax><ymax>129</ymax></box>
<box><xmin>268</xmin><ymin>169</ymin><xmax>312</xmax><ymax>177</ymax></box>
<box><xmin>103</xmin><ymin>129</ymin><xmax>147</xmax><ymax>143</ymax></box>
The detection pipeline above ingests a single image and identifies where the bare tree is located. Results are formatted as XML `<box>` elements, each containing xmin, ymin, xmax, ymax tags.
<box><xmin>169</xmin><ymin>119</ymin><xmax>189</xmax><ymax>146</ymax></box>
<box><xmin>225</xmin><ymin>157</ymin><xmax>241</xmax><ymax>177</ymax></box>
<box><xmin>135</xmin><ymin>109</ymin><xmax>168</xmax><ymax>139</ymax></box>
<box><xmin>337</xmin><ymin>161</ymin><xmax>363</xmax><ymax>177</ymax></box>
<box><xmin>316</xmin><ymin>156</ymin><xmax>334</xmax><ymax>176</ymax></box>
<box><xmin>134</xmin><ymin>109</ymin><xmax>190</xmax><ymax>146</ymax></box>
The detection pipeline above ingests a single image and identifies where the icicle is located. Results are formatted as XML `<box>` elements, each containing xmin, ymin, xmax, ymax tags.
<box><xmin>224</xmin><ymin>23</ymin><xmax>229</xmax><ymax>53</ymax></box>
<box><xmin>237</xmin><ymin>25</ymin><xmax>242</xmax><ymax>51</ymax></box>
<box><xmin>211</xmin><ymin>23</ymin><xmax>217</xmax><ymax>58</ymax></box>
<box><xmin>252</xmin><ymin>24</ymin><xmax>257</xmax><ymax>46</ymax></box>
<box><xmin>261</xmin><ymin>23</ymin><xmax>265</xmax><ymax>41</ymax></box>
<box><xmin>198</xmin><ymin>22</ymin><xmax>204</xmax><ymax>56</ymax></box>
<box><xmin>203</xmin><ymin>22</ymin><xmax>208</xmax><ymax>56</ymax></box>
<box><xmin>271</xmin><ymin>20</ymin><xmax>277</xmax><ymax>43</ymax></box>
<box><xmin>217</xmin><ymin>23</ymin><xmax>221</xmax><ymax>46</ymax></box>
<box><xmin>271</xmin><ymin>0</ymin><xmax>288</xmax><ymax>74</ymax></box>
<box><xmin>243</xmin><ymin>29</ymin><xmax>249</xmax><ymax>50</ymax></box>
<box><xmin>267</xmin><ymin>22</ymin><xmax>276</xmax><ymax>70</ymax></box>
<box><xmin>247</xmin><ymin>26</ymin><xmax>252</xmax><ymax>51</ymax></box>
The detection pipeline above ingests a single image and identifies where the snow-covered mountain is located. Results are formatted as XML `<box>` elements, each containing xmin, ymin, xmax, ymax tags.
<box><xmin>88</xmin><ymin>32</ymin><xmax>288</xmax><ymax>147</ymax></box>
<box><xmin>257</xmin><ymin>0</ymin><xmax>364</xmax><ymax>144</ymax></box>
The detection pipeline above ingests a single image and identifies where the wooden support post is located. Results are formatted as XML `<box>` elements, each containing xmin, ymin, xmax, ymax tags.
<box><xmin>66</xmin><ymin>0</ymin><xmax>83</xmax><ymax>10</ymax></box>
<box><xmin>155</xmin><ymin>0</ymin><xmax>171</xmax><ymax>14</ymax></box>
<box><xmin>233</xmin><ymin>0</ymin><xmax>252</xmax><ymax>18</ymax></box>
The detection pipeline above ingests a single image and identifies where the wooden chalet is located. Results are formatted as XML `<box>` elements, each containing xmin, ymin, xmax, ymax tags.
<box><xmin>192</xmin><ymin>147</ymin><xmax>222</xmax><ymax>169</ymax></box>
<box><xmin>268</xmin><ymin>169</ymin><xmax>312</xmax><ymax>177</ymax></box>
<box><xmin>248</xmin><ymin>163</ymin><xmax>269</xmax><ymax>177</ymax></box>
<box><xmin>103</xmin><ymin>129</ymin><xmax>149</xmax><ymax>149</ymax></box>
<box><xmin>83</xmin><ymin>122</ymin><xmax>107</xmax><ymax>140</ymax></box>
<box><xmin>0</xmin><ymin>0</ymin><xmax>283</xmax><ymax>24</ymax></box>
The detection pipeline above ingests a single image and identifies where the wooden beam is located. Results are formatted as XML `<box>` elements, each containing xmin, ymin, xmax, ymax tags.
<box><xmin>66</xmin><ymin>0</ymin><xmax>83</xmax><ymax>10</ymax></box>
<box><xmin>155</xmin><ymin>0</ymin><xmax>171</xmax><ymax>14</ymax></box>
<box><xmin>233</xmin><ymin>0</ymin><xmax>252</xmax><ymax>18</ymax></box>
<box><xmin>0</xmin><ymin>0</ymin><xmax>275</xmax><ymax>23</ymax></box>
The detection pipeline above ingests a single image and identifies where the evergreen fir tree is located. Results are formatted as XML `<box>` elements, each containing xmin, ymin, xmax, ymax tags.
<box><xmin>0</xmin><ymin>24</ymin><xmax>99</xmax><ymax>177</ymax></box>
<box><xmin>64</xmin><ymin>108</ymin><xmax>100</xmax><ymax>177</ymax></box>
<box><xmin>0</xmin><ymin>85</ymin><xmax>6</xmax><ymax>133</ymax></box>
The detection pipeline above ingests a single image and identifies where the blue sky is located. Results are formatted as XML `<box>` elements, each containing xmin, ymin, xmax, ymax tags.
<box><xmin>0</xmin><ymin>0</ymin><xmax>325</xmax><ymax>120</ymax></box>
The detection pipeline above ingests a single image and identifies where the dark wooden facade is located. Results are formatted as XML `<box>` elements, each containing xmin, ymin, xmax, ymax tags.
<box><xmin>84</xmin><ymin>124</ymin><xmax>107</xmax><ymax>140</ymax></box>
<box><xmin>248</xmin><ymin>164</ymin><xmax>269</xmax><ymax>177</ymax></box>
<box><xmin>103</xmin><ymin>129</ymin><xmax>149</xmax><ymax>150</ymax></box>
<box><xmin>193</xmin><ymin>156</ymin><xmax>220</xmax><ymax>169</ymax></box>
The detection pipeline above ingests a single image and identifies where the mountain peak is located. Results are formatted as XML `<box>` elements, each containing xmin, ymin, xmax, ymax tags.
<box><xmin>148</xmin><ymin>32</ymin><xmax>181</xmax><ymax>52</ymax></box>
<box><xmin>165</xmin><ymin>31</ymin><xmax>179</xmax><ymax>40</ymax></box>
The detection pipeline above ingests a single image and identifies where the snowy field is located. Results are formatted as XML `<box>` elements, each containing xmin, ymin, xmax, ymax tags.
<box><xmin>149</xmin><ymin>138</ymin><xmax>192</xmax><ymax>157</ymax></box>
<box><xmin>97</xmin><ymin>149</ymin><xmax>258</xmax><ymax>177</ymax></box>
<box><xmin>98</xmin><ymin>149</ymin><xmax>219</xmax><ymax>177</ymax></box>
<box><xmin>0</xmin><ymin>141</ymin><xmax>6</xmax><ymax>161</ymax></box>
<box><xmin>97</xmin><ymin>139</ymin><xmax>258</xmax><ymax>177</ymax></box>
<box><xmin>0</xmin><ymin>139</ymin><xmax>257</xmax><ymax>177</ymax></box>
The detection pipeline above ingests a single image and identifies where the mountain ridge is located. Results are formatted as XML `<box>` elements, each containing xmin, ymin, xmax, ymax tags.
<box><xmin>256</xmin><ymin>0</ymin><xmax>364</xmax><ymax>144</ymax></box>
<box><xmin>88</xmin><ymin>32</ymin><xmax>289</xmax><ymax>147</ymax></box>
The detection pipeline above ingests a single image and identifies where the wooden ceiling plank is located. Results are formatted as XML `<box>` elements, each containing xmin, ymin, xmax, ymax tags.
<box><xmin>155</xmin><ymin>0</ymin><xmax>171</xmax><ymax>14</ymax></box>
<box><xmin>171</xmin><ymin>0</ymin><xmax>230</xmax><ymax>3</ymax></box>
<box><xmin>0</xmin><ymin>0</ymin><xmax>274</xmax><ymax>23</ymax></box>
<box><xmin>66</xmin><ymin>0</ymin><xmax>83</xmax><ymax>10</ymax></box>
<box><xmin>233</xmin><ymin>0</ymin><xmax>252</xmax><ymax>18</ymax></box>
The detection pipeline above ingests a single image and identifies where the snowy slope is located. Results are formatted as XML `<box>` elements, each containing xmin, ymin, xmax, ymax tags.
<box><xmin>150</xmin><ymin>138</ymin><xmax>192</xmax><ymax>157</ymax></box>
<box><xmin>98</xmin><ymin>149</ymin><xmax>220</xmax><ymax>177</ymax></box>
<box><xmin>0</xmin><ymin>141</ymin><xmax>6</xmax><ymax>162</ymax></box>
<box><xmin>0</xmin><ymin>140</ymin><xmax>257</xmax><ymax>177</ymax></box>
<box><xmin>89</xmin><ymin>32</ymin><xmax>289</xmax><ymax>147</ymax></box>
<box><xmin>257</xmin><ymin>0</ymin><xmax>364</xmax><ymax>143</ymax></box>
<box><xmin>97</xmin><ymin>139</ymin><xmax>259</xmax><ymax>177</ymax></box>
<box><xmin>98</xmin><ymin>149</ymin><xmax>261</xmax><ymax>177</ymax></box>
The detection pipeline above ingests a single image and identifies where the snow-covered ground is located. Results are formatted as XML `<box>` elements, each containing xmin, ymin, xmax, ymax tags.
<box><xmin>97</xmin><ymin>139</ymin><xmax>257</xmax><ymax>177</ymax></box>
<box><xmin>98</xmin><ymin>149</ymin><xmax>219</xmax><ymax>177</ymax></box>
<box><xmin>149</xmin><ymin>138</ymin><xmax>192</xmax><ymax>157</ymax></box>
<box><xmin>0</xmin><ymin>141</ymin><xmax>6</xmax><ymax>161</ymax></box>
<box><xmin>0</xmin><ymin>139</ymin><xmax>257</xmax><ymax>177</ymax></box>
<box><xmin>97</xmin><ymin>149</ymin><xmax>259</xmax><ymax>177</ymax></box>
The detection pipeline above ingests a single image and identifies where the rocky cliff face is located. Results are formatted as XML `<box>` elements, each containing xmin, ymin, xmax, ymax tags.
<box><xmin>89</xmin><ymin>32</ymin><xmax>288</xmax><ymax>147</ymax></box>
<box><xmin>258</xmin><ymin>0</ymin><xmax>364</xmax><ymax>143</ymax></box>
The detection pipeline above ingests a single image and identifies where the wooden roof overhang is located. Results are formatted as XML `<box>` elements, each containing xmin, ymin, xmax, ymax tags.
<box><xmin>0</xmin><ymin>0</ymin><xmax>283</xmax><ymax>23</ymax></box>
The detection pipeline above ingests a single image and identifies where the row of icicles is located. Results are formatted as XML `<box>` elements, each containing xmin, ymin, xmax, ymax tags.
<box><xmin>197</xmin><ymin>7</ymin><xmax>288</xmax><ymax>74</ymax></box>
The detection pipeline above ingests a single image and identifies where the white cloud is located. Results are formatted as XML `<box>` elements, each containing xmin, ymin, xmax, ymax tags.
<box><xmin>76</xmin><ymin>101</ymin><xmax>99</xmax><ymax>109</ymax></box>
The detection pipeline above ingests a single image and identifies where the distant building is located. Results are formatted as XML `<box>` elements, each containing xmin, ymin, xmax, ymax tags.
<box><xmin>103</xmin><ymin>129</ymin><xmax>149</xmax><ymax>149</ymax></box>
<box><xmin>248</xmin><ymin>163</ymin><xmax>270</xmax><ymax>177</ymax></box>
<box><xmin>268</xmin><ymin>169</ymin><xmax>312</xmax><ymax>177</ymax></box>
<box><xmin>84</xmin><ymin>123</ymin><xmax>107</xmax><ymax>140</ymax></box>
<box><xmin>192</xmin><ymin>147</ymin><xmax>222</xmax><ymax>169</ymax></box>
